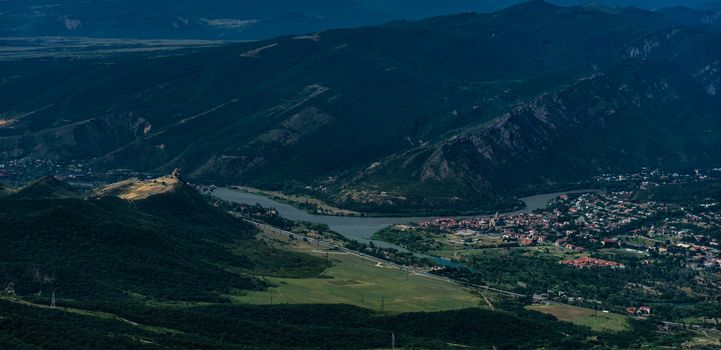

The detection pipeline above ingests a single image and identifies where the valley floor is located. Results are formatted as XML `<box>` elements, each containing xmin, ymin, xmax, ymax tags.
<box><xmin>232</xmin><ymin>227</ymin><xmax>483</xmax><ymax>312</ymax></box>
<box><xmin>527</xmin><ymin>303</ymin><xmax>630</xmax><ymax>333</ymax></box>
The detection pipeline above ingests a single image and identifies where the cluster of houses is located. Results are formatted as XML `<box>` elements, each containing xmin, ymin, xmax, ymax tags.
<box><xmin>419</xmin><ymin>191</ymin><xmax>667</xmax><ymax>252</ymax></box>
<box><xmin>0</xmin><ymin>158</ymin><xmax>91</xmax><ymax>182</ymax></box>
<box><xmin>625</xmin><ymin>306</ymin><xmax>652</xmax><ymax>317</ymax></box>
<box><xmin>420</xmin><ymin>213</ymin><xmax>505</xmax><ymax>232</ymax></box>
<box><xmin>628</xmin><ymin>213</ymin><xmax>721</xmax><ymax>271</ymax></box>
<box><xmin>0</xmin><ymin>157</ymin><xmax>150</xmax><ymax>184</ymax></box>
<box><xmin>594</xmin><ymin>168</ymin><xmax>721</xmax><ymax>189</ymax></box>
<box><xmin>415</xmin><ymin>187</ymin><xmax>721</xmax><ymax>275</ymax></box>
<box><xmin>554</xmin><ymin>191</ymin><xmax>674</xmax><ymax>234</ymax></box>
<box><xmin>560</xmin><ymin>257</ymin><xmax>625</xmax><ymax>269</ymax></box>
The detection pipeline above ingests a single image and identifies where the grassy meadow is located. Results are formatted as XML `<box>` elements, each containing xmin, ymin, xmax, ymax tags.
<box><xmin>527</xmin><ymin>303</ymin><xmax>630</xmax><ymax>333</ymax></box>
<box><xmin>232</xmin><ymin>229</ymin><xmax>483</xmax><ymax>312</ymax></box>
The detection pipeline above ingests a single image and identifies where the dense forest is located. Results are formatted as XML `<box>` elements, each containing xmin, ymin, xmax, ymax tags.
<box><xmin>0</xmin><ymin>177</ymin><xmax>326</xmax><ymax>303</ymax></box>
<box><xmin>1</xmin><ymin>299</ymin><xmax>678</xmax><ymax>349</ymax></box>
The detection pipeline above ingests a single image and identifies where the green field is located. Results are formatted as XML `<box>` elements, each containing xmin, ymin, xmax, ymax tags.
<box><xmin>527</xmin><ymin>303</ymin><xmax>630</xmax><ymax>333</ymax></box>
<box><xmin>232</xmin><ymin>231</ymin><xmax>483</xmax><ymax>312</ymax></box>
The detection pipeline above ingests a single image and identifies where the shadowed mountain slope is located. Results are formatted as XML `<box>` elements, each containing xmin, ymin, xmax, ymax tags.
<box><xmin>0</xmin><ymin>175</ymin><xmax>326</xmax><ymax>303</ymax></box>
<box><xmin>1</xmin><ymin>2</ymin><xmax>720</xmax><ymax>213</ymax></box>
<box><xmin>344</xmin><ymin>60</ymin><xmax>721</xmax><ymax>212</ymax></box>
<box><xmin>0</xmin><ymin>182</ymin><xmax>14</xmax><ymax>197</ymax></box>
<box><xmin>11</xmin><ymin>176</ymin><xmax>80</xmax><ymax>199</ymax></box>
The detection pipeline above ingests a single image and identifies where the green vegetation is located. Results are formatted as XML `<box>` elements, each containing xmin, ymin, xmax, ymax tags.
<box><xmin>4</xmin><ymin>2</ymin><xmax>721</xmax><ymax>346</ymax></box>
<box><xmin>440</xmin><ymin>249</ymin><xmax>699</xmax><ymax>310</ymax></box>
<box><xmin>636</xmin><ymin>181</ymin><xmax>721</xmax><ymax>205</ymax></box>
<box><xmin>0</xmin><ymin>176</ymin><xmax>708</xmax><ymax>349</ymax></box>
<box><xmin>528</xmin><ymin>303</ymin><xmax>630</xmax><ymax>333</ymax></box>
<box><xmin>372</xmin><ymin>226</ymin><xmax>441</xmax><ymax>253</ymax></box>
<box><xmin>5</xmin><ymin>3</ymin><xmax>720</xmax><ymax>214</ymax></box>
<box><xmin>0</xmin><ymin>177</ymin><xmax>326</xmax><ymax>303</ymax></box>
<box><xmin>235</xmin><ymin>186</ymin><xmax>361</xmax><ymax>216</ymax></box>
<box><xmin>11</xmin><ymin>176</ymin><xmax>80</xmax><ymax>199</ymax></box>
<box><xmin>0</xmin><ymin>297</ymin><xmax>607</xmax><ymax>350</ymax></box>
<box><xmin>235</xmin><ymin>230</ymin><xmax>479</xmax><ymax>312</ymax></box>
<box><xmin>0</xmin><ymin>182</ymin><xmax>12</xmax><ymax>196</ymax></box>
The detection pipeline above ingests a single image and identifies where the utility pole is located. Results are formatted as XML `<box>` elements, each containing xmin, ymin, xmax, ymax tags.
<box><xmin>594</xmin><ymin>293</ymin><xmax>599</xmax><ymax>317</ymax></box>
<box><xmin>391</xmin><ymin>332</ymin><xmax>396</xmax><ymax>350</ymax></box>
<box><xmin>50</xmin><ymin>290</ymin><xmax>56</xmax><ymax>308</ymax></box>
<box><xmin>380</xmin><ymin>296</ymin><xmax>385</xmax><ymax>313</ymax></box>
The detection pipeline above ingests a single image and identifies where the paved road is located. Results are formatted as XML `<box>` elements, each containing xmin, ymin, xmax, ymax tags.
<box><xmin>248</xmin><ymin>219</ymin><xmax>526</xmax><ymax>301</ymax></box>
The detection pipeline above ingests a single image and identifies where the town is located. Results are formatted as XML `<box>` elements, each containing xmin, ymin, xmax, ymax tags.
<box><xmin>414</xmin><ymin>181</ymin><xmax>721</xmax><ymax>273</ymax></box>
<box><xmin>371</xmin><ymin>171</ymin><xmax>721</xmax><ymax>324</ymax></box>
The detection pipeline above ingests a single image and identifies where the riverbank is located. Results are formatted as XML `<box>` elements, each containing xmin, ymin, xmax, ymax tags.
<box><xmin>225</xmin><ymin>185</ymin><xmax>601</xmax><ymax>218</ymax></box>
<box><xmin>231</xmin><ymin>186</ymin><xmax>362</xmax><ymax>217</ymax></box>
<box><xmin>229</xmin><ymin>185</ymin><xmax>515</xmax><ymax>218</ymax></box>
<box><xmin>212</xmin><ymin>187</ymin><xmax>598</xmax><ymax>247</ymax></box>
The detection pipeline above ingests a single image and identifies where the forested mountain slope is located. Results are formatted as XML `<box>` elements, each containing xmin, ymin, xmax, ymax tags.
<box><xmin>2</xmin><ymin>2</ymin><xmax>720</xmax><ymax>213</ymax></box>
<box><xmin>0</xmin><ymin>174</ymin><xmax>325</xmax><ymax>302</ymax></box>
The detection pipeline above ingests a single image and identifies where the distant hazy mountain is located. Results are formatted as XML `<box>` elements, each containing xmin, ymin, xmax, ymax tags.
<box><xmin>3</xmin><ymin>2</ymin><xmax>721</xmax><ymax>214</ymax></box>
<box><xmin>357</xmin><ymin>0</ymin><xmax>495</xmax><ymax>18</ymax></box>
<box><xmin>1</xmin><ymin>0</ymin><xmax>719</xmax><ymax>40</ymax></box>
<box><xmin>550</xmin><ymin>0</ymin><xmax>711</xmax><ymax>8</ymax></box>
<box><xmin>0</xmin><ymin>0</ymin><xmax>389</xmax><ymax>39</ymax></box>
<box><xmin>700</xmin><ymin>1</ymin><xmax>721</xmax><ymax>10</ymax></box>
<box><xmin>657</xmin><ymin>4</ymin><xmax>721</xmax><ymax>27</ymax></box>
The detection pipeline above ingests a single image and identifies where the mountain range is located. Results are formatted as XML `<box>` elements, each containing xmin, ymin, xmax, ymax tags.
<box><xmin>1</xmin><ymin>0</ymin><xmax>721</xmax><ymax>40</ymax></box>
<box><xmin>2</xmin><ymin>1</ymin><xmax>721</xmax><ymax>214</ymax></box>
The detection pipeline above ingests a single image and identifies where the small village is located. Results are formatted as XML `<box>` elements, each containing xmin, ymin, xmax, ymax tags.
<box><xmin>593</xmin><ymin>167</ymin><xmax>721</xmax><ymax>188</ymax></box>
<box><xmin>399</xmin><ymin>180</ymin><xmax>721</xmax><ymax>323</ymax></box>
<box><xmin>0</xmin><ymin>158</ymin><xmax>149</xmax><ymax>185</ymax></box>
<box><xmin>416</xmin><ymin>189</ymin><xmax>721</xmax><ymax>273</ymax></box>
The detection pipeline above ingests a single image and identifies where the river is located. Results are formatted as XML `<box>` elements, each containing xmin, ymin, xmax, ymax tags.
<box><xmin>212</xmin><ymin>187</ymin><xmax>595</xmax><ymax>249</ymax></box>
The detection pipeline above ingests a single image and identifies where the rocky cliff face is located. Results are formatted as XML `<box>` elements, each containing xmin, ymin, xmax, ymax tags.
<box><xmin>339</xmin><ymin>58</ymin><xmax>721</xmax><ymax>212</ymax></box>
<box><xmin>0</xmin><ymin>112</ymin><xmax>151</xmax><ymax>160</ymax></box>
<box><xmin>3</xmin><ymin>3</ymin><xmax>721</xmax><ymax>213</ymax></box>
<box><xmin>451</xmin><ymin>62</ymin><xmax>721</xmax><ymax>179</ymax></box>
